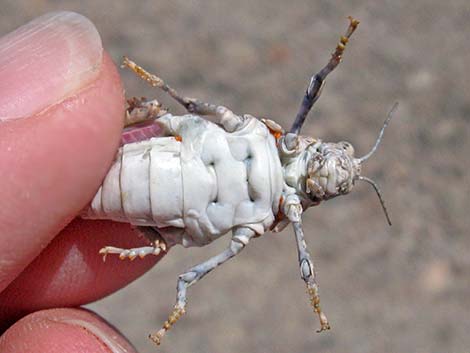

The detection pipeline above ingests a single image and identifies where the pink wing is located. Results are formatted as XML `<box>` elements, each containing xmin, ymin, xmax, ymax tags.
<box><xmin>121</xmin><ymin>121</ymin><xmax>163</xmax><ymax>146</ymax></box>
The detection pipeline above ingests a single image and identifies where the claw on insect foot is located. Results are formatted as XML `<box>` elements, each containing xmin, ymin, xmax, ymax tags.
<box><xmin>155</xmin><ymin>239</ymin><xmax>167</xmax><ymax>252</ymax></box>
<box><xmin>98</xmin><ymin>247</ymin><xmax>108</xmax><ymax>262</ymax></box>
<box><xmin>149</xmin><ymin>305</ymin><xmax>186</xmax><ymax>346</ymax></box>
<box><xmin>306</xmin><ymin>283</ymin><xmax>331</xmax><ymax>333</ymax></box>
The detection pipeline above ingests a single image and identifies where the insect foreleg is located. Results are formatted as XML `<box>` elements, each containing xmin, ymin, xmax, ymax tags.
<box><xmin>150</xmin><ymin>228</ymin><xmax>255</xmax><ymax>346</ymax></box>
<box><xmin>285</xmin><ymin>198</ymin><xmax>330</xmax><ymax>333</ymax></box>
<box><xmin>292</xmin><ymin>221</ymin><xmax>330</xmax><ymax>332</ymax></box>
<box><xmin>290</xmin><ymin>16</ymin><xmax>359</xmax><ymax>135</ymax></box>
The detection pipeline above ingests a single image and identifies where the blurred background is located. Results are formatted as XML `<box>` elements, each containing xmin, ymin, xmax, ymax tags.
<box><xmin>1</xmin><ymin>1</ymin><xmax>469</xmax><ymax>352</ymax></box>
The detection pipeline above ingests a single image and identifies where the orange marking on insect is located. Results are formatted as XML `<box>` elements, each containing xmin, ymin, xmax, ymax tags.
<box><xmin>279</xmin><ymin>195</ymin><xmax>284</xmax><ymax>208</ymax></box>
<box><xmin>175</xmin><ymin>135</ymin><xmax>183</xmax><ymax>142</ymax></box>
<box><xmin>270</xmin><ymin>196</ymin><xmax>285</xmax><ymax>231</ymax></box>
<box><xmin>265</xmin><ymin>126</ymin><xmax>282</xmax><ymax>143</ymax></box>
<box><xmin>273</xmin><ymin>130</ymin><xmax>282</xmax><ymax>140</ymax></box>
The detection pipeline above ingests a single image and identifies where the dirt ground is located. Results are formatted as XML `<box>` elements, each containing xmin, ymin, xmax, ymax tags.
<box><xmin>2</xmin><ymin>1</ymin><xmax>469</xmax><ymax>352</ymax></box>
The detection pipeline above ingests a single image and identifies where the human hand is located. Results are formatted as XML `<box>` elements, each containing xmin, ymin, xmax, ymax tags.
<box><xmin>0</xmin><ymin>12</ymin><xmax>164</xmax><ymax>352</ymax></box>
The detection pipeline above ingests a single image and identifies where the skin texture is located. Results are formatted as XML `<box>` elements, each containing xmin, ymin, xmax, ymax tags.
<box><xmin>0</xmin><ymin>12</ymin><xmax>163</xmax><ymax>352</ymax></box>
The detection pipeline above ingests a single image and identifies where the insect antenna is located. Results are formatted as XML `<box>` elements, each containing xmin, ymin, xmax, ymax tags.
<box><xmin>356</xmin><ymin>175</ymin><xmax>392</xmax><ymax>226</ymax></box>
<box><xmin>358</xmin><ymin>102</ymin><xmax>398</xmax><ymax>163</ymax></box>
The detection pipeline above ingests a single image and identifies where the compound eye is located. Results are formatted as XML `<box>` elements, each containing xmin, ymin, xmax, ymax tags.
<box><xmin>339</xmin><ymin>141</ymin><xmax>355</xmax><ymax>156</ymax></box>
<box><xmin>339</xmin><ymin>181</ymin><xmax>352</xmax><ymax>194</ymax></box>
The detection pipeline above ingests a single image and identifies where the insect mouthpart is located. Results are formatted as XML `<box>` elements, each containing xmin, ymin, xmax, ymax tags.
<box><xmin>305</xmin><ymin>141</ymin><xmax>361</xmax><ymax>201</ymax></box>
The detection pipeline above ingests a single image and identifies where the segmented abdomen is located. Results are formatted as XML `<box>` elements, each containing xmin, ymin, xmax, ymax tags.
<box><xmin>83</xmin><ymin>137</ymin><xmax>184</xmax><ymax>228</ymax></box>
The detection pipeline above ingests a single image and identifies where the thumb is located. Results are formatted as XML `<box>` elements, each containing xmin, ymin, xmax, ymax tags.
<box><xmin>0</xmin><ymin>308</ymin><xmax>137</xmax><ymax>353</ymax></box>
<box><xmin>0</xmin><ymin>12</ymin><xmax>125</xmax><ymax>291</ymax></box>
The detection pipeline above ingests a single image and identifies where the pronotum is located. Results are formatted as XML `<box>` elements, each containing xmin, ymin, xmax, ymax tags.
<box><xmin>82</xmin><ymin>17</ymin><xmax>396</xmax><ymax>346</ymax></box>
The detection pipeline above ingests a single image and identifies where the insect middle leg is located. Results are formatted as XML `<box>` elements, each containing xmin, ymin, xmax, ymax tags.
<box><xmin>122</xmin><ymin>57</ymin><xmax>219</xmax><ymax>116</ymax></box>
<box><xmin>122</xmin><ymin>57</ymin><xmax>247</xmax><ymax>132</ymax></box>
<box><xmin>149</xmin><ymin>231</ymin><xmax>252</xmax><ymax>346</ymax></box>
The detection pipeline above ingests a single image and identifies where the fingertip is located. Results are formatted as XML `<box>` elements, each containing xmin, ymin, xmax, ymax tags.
<box><xmin>0</xmin><ymin>219</ymin><xmax>162</xmax><ymax>325</ymax></box>
<box><xmin>0</xmin><ymin>308</ymin><xmax>137</xmax><ymax>353</ymax></box>
<box><xmin>0</xmin><ymin>11</ymin><xmax>103</xmax><ymax>119</ymax></box>
<box><xmin>0</xmin><ymin>52</ymin><xmax>125</xmax><ymax>292</ymax></box>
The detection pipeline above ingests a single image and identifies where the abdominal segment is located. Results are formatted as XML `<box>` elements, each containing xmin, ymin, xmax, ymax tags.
<box><xmin>84</xmin><ymin>136</ymin><xmax>184</xmax><ymax>229</ymax></box>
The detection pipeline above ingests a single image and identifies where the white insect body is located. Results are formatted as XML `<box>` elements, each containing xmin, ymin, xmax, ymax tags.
<box><xmin>86</xmin><ymin>111</ymin><xmax>285</xmax><ymax>248</ymax></box>
<box><xmin>83</xmin><ymin>18</ymin><xmax>396</xmax><ymax>346</ymax></box>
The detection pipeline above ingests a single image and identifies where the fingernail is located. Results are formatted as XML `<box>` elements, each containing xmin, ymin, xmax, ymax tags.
<box><xmin>0</xmin><ymin>309</ymin><xmax>136</xmax><ymax>353</ymax></box>
<box><xmin>0</xmin><ymin>11</ymin><xmax>103</xmax><ymax>120</ymax></box>
<box><xmin>60</xmin><ymin>318</ymin><xmax>132</xmax><ymax>353</ymax></box>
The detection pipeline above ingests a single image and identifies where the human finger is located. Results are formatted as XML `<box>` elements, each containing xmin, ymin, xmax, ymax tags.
<box><xmin>0</xmin><ymin>11</ymin><xmax>125</xmax><ymax>291</ymax></box>
<box><xmin>0</xmin><ymin>308</ymin><xmax>138</xmax><ymax>353</ymax></box>
<box><xmin>0</xmin><ymin>219</ymin><xmax>163</xmax><ymax>330</ymax></box>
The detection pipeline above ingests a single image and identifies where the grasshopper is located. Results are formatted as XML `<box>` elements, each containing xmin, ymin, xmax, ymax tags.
<box><xmin>83</xmin><ymin>17</ymin><xmax>396</xmax><ymax>345</ymax></box>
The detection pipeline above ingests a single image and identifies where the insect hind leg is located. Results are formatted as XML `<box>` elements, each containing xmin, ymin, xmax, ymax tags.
<box><xmin>98</xmin><ymin>226</ymin><xmax>167</xmax><ymax>261</ymax></box>
<box><xmin>124</xmin><ymin>97</ymin><xmax>166</xmax><ymax>127</ymax></box>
